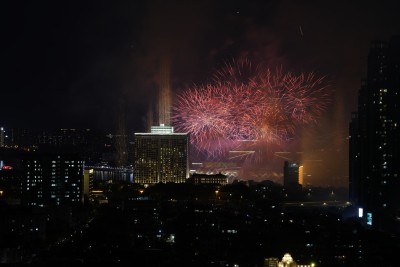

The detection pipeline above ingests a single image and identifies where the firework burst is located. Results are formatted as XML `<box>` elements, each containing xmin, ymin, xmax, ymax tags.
<box><xmin>172</xmin><ymin>59</ymin><xmax>331</xmax><ymax>158</ymax></box>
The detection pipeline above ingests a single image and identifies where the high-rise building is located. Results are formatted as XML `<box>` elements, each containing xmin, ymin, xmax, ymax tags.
<box><xmin>349</xmin><ymin>36</ymin><xmax>400</xmax><ymax>233</ymax></box>
<box><xmin>283</xmin><ymin>161</ymin><xmax>300</xmax><ymax>188</ymax></box>
<box><xmin>0</xmin><ymin>127</ymin><xmax>5</xmax><ymax>147</ymax></box>
<box><xmin>21</xmin><ymin>153</ymin><xmax>84</xmax><ymax>206</ymax></box>
<box><xmin>134</xmin><ymin>125</ymin><xmax>189</xmax><ymax>184</ymax></box>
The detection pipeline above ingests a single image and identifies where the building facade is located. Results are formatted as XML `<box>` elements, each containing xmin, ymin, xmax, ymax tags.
<box><xmin>134</xmin><ymin>127</ymin><xmax>189</xmax><ymax>184</ymax></box>
<box><xmin>21</xmin><ymin>153</ymin><xmax>84</xmax><ymax>206</ymax></box>
<box><xmin>349</xmin><ymin>37</ymin><xmax>400</xmax><ymax>233</ymax></box>
<box><xmin>83</xmin><ymin>168</ymin><xmax>94</xmax><ymax>203</ymax></box>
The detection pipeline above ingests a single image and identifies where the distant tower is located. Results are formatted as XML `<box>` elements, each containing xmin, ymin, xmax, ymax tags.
<box><xmin>134</xmin><ymin>125</ymin><xmax>189</xmax><ymax>185</ymax></box>
<box><xmin>0</xmin><ymin>127</ymin><xmax>5</xmax><ymax>147</ymax></box>
<box><xmin>283</xmin><ymin>161</ymin><xmax>300</xmax><ymax>187</ymax></box>
<box><xmin>349</xmin><ymin>36</ymin><xmax>400</xmax><ymax>233</ymax></box>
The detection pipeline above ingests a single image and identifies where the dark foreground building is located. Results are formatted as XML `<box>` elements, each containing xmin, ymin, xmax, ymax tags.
<box><xmin>349</xmin><ymin>36</ymin><xmax>400</xmax><ymax>233</ymax></box>
<box><xmin>283</xmin><ymin>161</ymin><xmax>300</xmax><ymax>188</ymax></box>
<box><xmin>21</xmin><ymin>153</ymin><xmax>84</xmax><ymax>206</ymax></box>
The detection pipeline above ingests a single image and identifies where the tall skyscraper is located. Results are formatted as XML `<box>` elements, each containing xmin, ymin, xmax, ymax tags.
<box><xmin>349</xmin><ymin>36</ymin><xmax>400</xmax><ymax>233</ymax></box>
<box><xmin>134</xmin><ymin>125</ymin><xmax>189</xmax><ymax>184</ymax></box>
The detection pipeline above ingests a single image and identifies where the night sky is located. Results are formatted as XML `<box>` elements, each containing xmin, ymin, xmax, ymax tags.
<box><xmin>1</xmin><ymin>0</ymin><xmax>400</xmax><ymax>183</ymax></box>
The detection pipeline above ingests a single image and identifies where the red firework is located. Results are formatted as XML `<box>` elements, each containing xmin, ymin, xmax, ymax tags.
<box><xmin>172</xmin><ymin>59</ymin><xmax>331</xmax><ymax>157</ymax></box>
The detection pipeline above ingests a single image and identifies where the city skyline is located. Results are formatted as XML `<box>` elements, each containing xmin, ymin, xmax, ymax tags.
<box><xmin>2</xmin><ymin>1</ymin><xmax>400</xmax><ymax>186</ymax></box>
<box><xmin>1</xmin><ymin>2</ymin><xmax>400</xmax><ymax>264</ymax></box>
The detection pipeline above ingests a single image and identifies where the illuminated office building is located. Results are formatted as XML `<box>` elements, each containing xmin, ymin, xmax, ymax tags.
<box><xmin>134</xmin><ymin>125</ymin><xmax>189</xmax><ymax>184</ymax></box>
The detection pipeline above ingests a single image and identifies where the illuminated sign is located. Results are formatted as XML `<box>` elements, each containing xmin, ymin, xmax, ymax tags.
<box><xmin>2</xmin><ymin>166</ymin><xmax>13</xmax><ymax>170</ymax></box>
<box><xmin>367</xmin><ymin>212</ymin><xmax>372</xmax><ymax>225</ymax></box>
<box><xmin>358</xmin><ymin>208</ymin><xmax>363</xmax><ymax>218</ymax></box>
